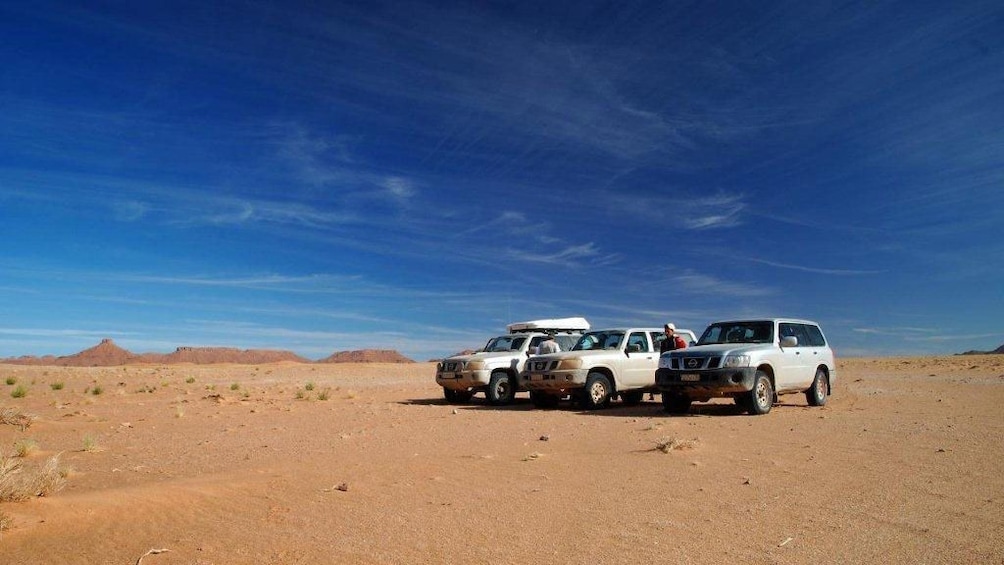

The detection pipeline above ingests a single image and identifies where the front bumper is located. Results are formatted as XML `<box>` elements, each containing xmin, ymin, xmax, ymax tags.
<box><xmin>655</xmin><ymin>367</ymin><xmax>758</xmax><ymax>397</ymax></box>
<box><xmin>436</xmin><ymin>369</ymin><xmax>491</xmax><ymax>391</ymax></box>
<box><xmin>519</xmin><ymin>368</ymin><xmax>587</xmax><ymax>393</ymax></box>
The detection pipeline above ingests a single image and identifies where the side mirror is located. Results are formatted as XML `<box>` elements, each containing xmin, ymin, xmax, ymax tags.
<box><xmin>780</xmin><ymin>336</ymin><xmax>798</xmax><ymax>348</ymax></box>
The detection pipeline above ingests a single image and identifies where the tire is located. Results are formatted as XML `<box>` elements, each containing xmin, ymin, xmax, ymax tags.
<box><xmin>580</xmin><ymin>373</ymin><xmax>612</xmax><ymax>409</ymax></box>
<box><xmin>486</xmin><ymin>371</ymin><xmax>516</xmax><ymax>406</ymax></box>
<box><xmin>620</xmin><ymin>390</ymin><xmax>644</xmax><ymax>406</ymax></box>
<box><xmin>443</xmin><ymin>387</ymin><xmax>472</xmax><ymax>404</ymax></box>
<box><xmin>662</xmin><ymin>394</ymin><xmax>692</xmax><ymax>414</ymax></box>
<box><xmin>745</xmin><ymin>371</ymin><xmax>774</xmax><ymax>415</ymax></box>
<box><xmin>530</xmin><ymin>391</ymin><xmax>560</xmax><ymax>409</ymax></box>
<box><xmin>806</xmin><ymin>368</ymin><xmax>829</xmax><ymax>406</ymax></box>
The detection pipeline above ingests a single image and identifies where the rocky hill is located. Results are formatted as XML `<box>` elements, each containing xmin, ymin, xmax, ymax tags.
<box><xmin>960</xmin><ymin>343</ymin><xmax>1004</xmax><ymax>355</ymax></box>
<box><xmin>1</xmin><ymin>339</ymin><xmax>414</xmax><ymax>366</ymax></box>
<box><xmin>317</xmin><ymin>349</ymin><xmax>415</xmax><ymax>363</ymax></box>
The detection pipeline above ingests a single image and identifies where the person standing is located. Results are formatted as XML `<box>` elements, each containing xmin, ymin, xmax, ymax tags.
<box><xmin>537</xmin><ymin>334</ymin><xmax>560</xmax><ymax>354</ymax></box>
<box><xmin>660</xmin><ymin>323</ymin><xmax>688</xmax><ymax>353</ymax></box>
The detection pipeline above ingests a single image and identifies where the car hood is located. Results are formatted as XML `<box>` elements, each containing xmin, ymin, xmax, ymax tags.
<box><xmin>666</xmin><ymin>343</ymin><xmax>775</xmax><ymax>356</ymax></box>
<box><xmin>443</xmin><ymin>350</ymin><xmax>522</xmax><ymax>363</ymax></box>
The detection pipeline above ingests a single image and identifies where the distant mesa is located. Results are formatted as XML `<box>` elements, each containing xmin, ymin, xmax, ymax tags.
<box><xmin>1</xmin><ymin>339</ymin><xmax>415</xmax><ymax>366</ymax></box>
<box><xmin>317</xmin><ymin>349</ymin><xmax>415</xmax><ymax>363</ymax></box>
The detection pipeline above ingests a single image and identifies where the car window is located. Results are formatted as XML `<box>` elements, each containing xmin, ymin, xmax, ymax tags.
<box><xmin>699</xmin><ymin>322</ymin><xmax>772</xmax><ymax>345</ymax></box>
<box><xmin>650</xmin><ymin>331</ymin><xmax>665</xmax><ymax>349</ymax></box>
<box><xmin>627</xmin><ymin>332</ymin><xmax>649</xmax><ymax>352</ymax></box>
<box><xmin>779</xmin><ymin>323</ymin><xmax>809</xmax><ymax>347</ymax></box>
<box><xmin>801</xmin><ymin>324</ymin><xmax>826</xmax><ymax>347</ymax></box>
<box><xmin>554</xmin><ymin>335</ymin><xmax>579</xmax><ymax>351</ymax></box>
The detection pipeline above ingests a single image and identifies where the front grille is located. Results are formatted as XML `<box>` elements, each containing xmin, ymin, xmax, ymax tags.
<box><xmin>708</xmin><ymin>356</ymin><xmax>721</xmax><ymax>369</ymax></box>
<box><xmin>682</xmin><ymin>357</ymin><xmax>705</xmax><ymax>370</ymax></box>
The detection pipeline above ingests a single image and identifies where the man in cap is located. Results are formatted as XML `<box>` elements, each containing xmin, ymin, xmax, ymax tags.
<box><xmin>660</xmin><ymin>323</ymin><xmax>688</xmax><ymax>353</ymax></box>
<box><xmin>536</xmin><ymin>333</ymin><xmax>561</xmax><ymax>354</ymax></box>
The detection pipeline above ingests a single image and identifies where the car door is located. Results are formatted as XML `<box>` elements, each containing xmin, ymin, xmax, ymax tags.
<box><xmin>797</xmin><ymin>324</ymin><xmax>829</xmax><ymax>386</ymax></box>
<box><xmin>621</xmin><ymin>331</ymin><xmax>657</xmax><ymax>388</ymax></box>
<box><xmin>776</xmin><ymin>322</ymin><xmax>808</xmax><ymax>392</ymax></box>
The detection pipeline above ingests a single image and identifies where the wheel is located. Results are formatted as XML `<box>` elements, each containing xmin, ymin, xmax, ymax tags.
<box><xmin>443</xmin><ymin>387</ymin><xmax>472</xmax><ymax>404</ymax></box>
<box><xmin>486</xmin><ymin>371</ymin><xmax>516</xmax><ymax>406</ymax></box>
<box><xmin>745</xmin><ymin>371</ymin><xmax>774</xmax><ymax>415</ymax></box>
<box><xmin>620</xmin><ymin>390</ymin><xmax>644</xmax><ymax>406</ymax></box>
<box><xmin>530</xmin><ymin>391</ymin><xmax>560</xmax><ymax>409</ymax></box>
<box><xmin>580</xmin><ymin>373</ymin><xmax>612</xmax><ymax>409</ymax></box>
<box><xmin>806</xmin><ymin>368</ymin><xmax>829</xmax><ymax>406</ymax></box>
<box><xmin>661</xmin><ymin>394</ymin><xmax>692</xmax><ymax>414</ymax></box>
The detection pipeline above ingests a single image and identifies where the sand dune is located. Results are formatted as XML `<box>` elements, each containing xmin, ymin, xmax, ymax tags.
<box><xmin>1</xmin><ymin>356</ymin><xmax>1002</xmax><ymax>564</ymax></box>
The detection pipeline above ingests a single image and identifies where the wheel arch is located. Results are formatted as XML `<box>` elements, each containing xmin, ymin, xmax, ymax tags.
<box><xmin>586</xmin><ymin>366</ymin><xmax>616</xmax><ymax>392</ymax></box>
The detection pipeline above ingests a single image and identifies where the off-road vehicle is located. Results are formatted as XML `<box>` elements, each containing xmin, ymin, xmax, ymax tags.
<box><xmin>655</xmin><ymin>318</ymin><xmax>836</xmax><ymax>415</ymax></box>
<box><xmin>519</xmin><ymin>327</ymin><xmax>697</xmax><ymax>409</ymax></box>
<box><xmin>435</xmin><ymin>318</ymin><xmax>589</xmax><ymax>405</ymax></box>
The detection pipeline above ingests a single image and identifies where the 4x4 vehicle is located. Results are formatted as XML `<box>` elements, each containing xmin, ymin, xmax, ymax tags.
<box><xmin>520</xmin><ymin>327</ymin><xmax>697</xmax><ymax>409</ymax></box>
<box><xmin>655</xmin><ymin>318</ymin><xmax>836</xmax><ymax>415</ymax></box>
<box><xmin>435</xmin><ymin>318</ymin><xmax>589</xmax><ymax>405</ymax></box>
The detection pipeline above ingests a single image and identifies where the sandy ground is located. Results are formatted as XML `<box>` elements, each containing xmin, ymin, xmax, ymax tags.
<box><xmin>1</xmin><ymin>356</ymin><xmax>1003</xmax><ymax>564</ymax></box>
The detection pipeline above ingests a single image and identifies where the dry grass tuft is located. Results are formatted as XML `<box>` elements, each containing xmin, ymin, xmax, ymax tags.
<box><xmin>0</xmin><ymin>453</ymin><xmax>67</xmax><ymax>502</ymax></box>
<box><xmin>0</xmin><ymin>407</ymin><xmax>36</xmax><ymax>431</ymax></box>
<box><xmin>14</xmin><ymin>439</ymin><xmax>38</xmax><ymax>458</ymax></box>
<box><xmin>653</xmin><ymin>437</ymin><xmax>698</xmax><ymax>453</ymax></box>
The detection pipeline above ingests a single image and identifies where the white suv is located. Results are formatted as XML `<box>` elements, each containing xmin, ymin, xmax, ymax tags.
<box><xmin>435</xmin><ymin>318</ymin><xmax>589</xmax><ymax>405</ymax></box>
<box><xmin>655</xmin><ymin>318</ymin><xmax>836</xmax><ymax>415</ymax></box>
<box><xmin>520</xmin><ymin>327</ymin><xmax>697</xmax><ymax>409</ymax></box>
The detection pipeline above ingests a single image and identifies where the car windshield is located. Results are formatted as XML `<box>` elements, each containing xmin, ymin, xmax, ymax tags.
<box><xmin>572</xmin><ymin>330</ymin><xmax>625</xmax><ymax>351</ymax></box>
<box><xmin>482</xmin><ymin>336</ymin><xmax>526</xmax><ymax>352</ymax></box>
<box><xmin>698</xmin><ymin>322</ymin><xmax>773</xmax><ymax>345</ymax></box>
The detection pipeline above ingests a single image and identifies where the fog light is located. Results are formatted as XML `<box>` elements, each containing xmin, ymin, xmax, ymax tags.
<box><xmin>731</xmin><ymin>373</ymin><xmax>743</xmax><ymax>384</ymax></box>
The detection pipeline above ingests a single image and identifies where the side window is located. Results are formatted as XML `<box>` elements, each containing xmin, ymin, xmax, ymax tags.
<box><xmin>555</xmin><ymin>335</ymin><xmax>578</xmax><ymax>351</ymax></box>
<box><xmin>650</xmin><ymin>331</ymin><xmax>665</xmax><ymax>350</ymax></box>
<box><xmin>802</xmin><ymin>325</ymin><xmax>826</xmax><ymax>347</ymax></box>
<box><xmin>511</xmin><ymin>337</ymin><xmax>527</xmax><ymax>351</ymax></box>
<box><xmin>527</xmin><ymin>336</ymin><xmax>544</xmax><ymax>351</ymax></box>
<box><xmin>627</xmin><ymin>332</ymin><xmax>649</xmax><ymax>352</ymax></box>
<box><xmin>779</xmin><ymin>323</ymin><xmax>803</xmax><ymax>346</ymax></box>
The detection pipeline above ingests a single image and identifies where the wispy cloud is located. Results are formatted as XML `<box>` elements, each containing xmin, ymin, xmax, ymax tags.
<box><xmin>748</xmin><ymin>258</ymin><xmax>883</xmax><ymax>276</ymax></box>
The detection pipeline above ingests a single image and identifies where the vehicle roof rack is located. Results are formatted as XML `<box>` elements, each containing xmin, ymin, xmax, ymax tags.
<box><xmin>506</xmin><ymin>317</ymin><xmax>590</xmax><ymax>334</ymax></box>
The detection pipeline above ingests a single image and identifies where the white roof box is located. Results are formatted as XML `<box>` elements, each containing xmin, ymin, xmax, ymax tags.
<box><xmin>507</xmin><ymin>317</ymin><xmax>591</xmax><ymax>334</ymax></box>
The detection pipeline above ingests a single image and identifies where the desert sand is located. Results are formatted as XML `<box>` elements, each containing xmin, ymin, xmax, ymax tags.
<box><xmin>1</xmin><ymin>355</ymin><xmax>1003</xmax><ymax>564</ymax></box>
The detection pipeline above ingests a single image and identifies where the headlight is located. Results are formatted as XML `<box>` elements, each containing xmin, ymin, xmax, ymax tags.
<box><xmin>721</xmin><ymin>355</ymin><xmax>751</xmax><ymax>368</ymax></box>
<box><xmin>466</xmin><ymin>360</ymin><xmax>484</xmax><ymax>371</ymax></box>
<box><xmin>555</xmin><ymin>358</ymin><xmax>583</xmax><ymax>370</ymax></box>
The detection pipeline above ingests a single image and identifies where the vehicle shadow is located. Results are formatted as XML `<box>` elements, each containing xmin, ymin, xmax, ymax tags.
<box><xmin>569</xmin><ymin>400</ymin><xmax>750</xmax><ymax>418</ymax></box>
<box><xmin>398</xmin><ymin>396</ymin><xmax>538</xmax><ymax>410</ymax></box>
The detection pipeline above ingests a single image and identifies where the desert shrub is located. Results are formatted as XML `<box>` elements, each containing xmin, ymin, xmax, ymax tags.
<box><xmin>91</xmin><ymin>386</ymin><xmax>103</xmax><ymax>396</ymax></box>
<box><xmin>295</xmin><ymin>389</ymin><xmax>306</xmax><ymax>400</ymax></box>
<box><xmin>317</xmin><ymin>388</ymin><xmax>331</xmax><ymax>401</ymax></box>
<box><xmin>185</xmin><ymin>377</ymin><xmax>195</xmax><ymax>384</ymax></box>
<box><xmin>50</xmin><ymin>382</ymin><xmax>64</xmax><ymax>391</ymax></box>
<box><xmin>0</xmin><ymin>453</ymin><xmax>67</xmax><ymax>502</ymax></box>
<box><xmin>305</xmin><ymin>382</ymin><xmax>315</xmax><ymax>391</ymax></box>
<box><xmin>5</xmin><ymin>377</ymin><xmax>15</xmax><ymax>386</ymax></box>
<box><xmin>14</xmin><ymin>439</ymin><xmax>38</xmax><ymax>458</ymax></box>
<box><xmin>0</xmin><ymin>407</ymin><xmax>35</xmax><ymax>431</ymax></box>
<box><xmin>81</xmin><ymin>435</ymin><xmax>100</xmax><ymax>452</ymax></box>
<box><xmin>10</xmin><ymin>385</ymin><xmax>27</xmax><ymax>399</ymax></box>
<box><xmin>230</xmin><ymin>382</ymin><xmax>240</xmax><ymax>391</ymax></box>
<box><xmin>654</xmin><ymin>437</ymin><xmax>697</xmax><ymax>453</ymax></box>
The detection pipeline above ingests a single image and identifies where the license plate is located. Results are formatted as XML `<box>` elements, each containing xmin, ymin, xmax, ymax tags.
<box><xmin>680</xmin><ymin>373</ymin><xmax>700</xmax><ymax>382</ymax></box>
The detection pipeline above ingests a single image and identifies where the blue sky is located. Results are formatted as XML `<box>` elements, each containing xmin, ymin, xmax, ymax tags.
<box><xmin>1</xmin><ymin>1</ymin><xmax>1002</xmax><ymax>361</ymax></box>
